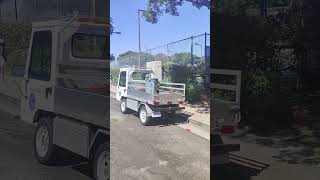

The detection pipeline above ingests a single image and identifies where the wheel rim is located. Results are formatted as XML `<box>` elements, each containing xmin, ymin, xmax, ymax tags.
<box><xmin>121</xmin><ymin>101</ymin><xmax>126</xmax><ymax>112</ymax></box>
<box><xmin>36</xmin><ymin>126</ymin><xmax>49</xmax><ymax>158</ymax></box>
<box><xmin>140</xmin><ymin>109</ymin><xmax>147</xmax><ymax>123</ymax></box>
<box><xmin>97</xmin><ymin>151</ymin><xmax>109</xmax><ymax>180</ymax></box>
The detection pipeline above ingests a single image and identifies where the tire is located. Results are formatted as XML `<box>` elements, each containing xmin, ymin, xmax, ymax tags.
<box><xmin>120</xmin><ymin>99</ymin><xmax>128</xmax><ymax>114</ymax></box>
<box><xmin>93</xmin><ymin>143</ymin><xmax>109</xmax><ymax>180</ymax></box>
<box><xmin>139</xmin><ymin>106</ymin><xmax>151</xmax><ymax>126</ymax></box>
<box><xmin>34</xmin><ymin>116</ymin><xmax>57</xmax><ymax>165</ymax></box>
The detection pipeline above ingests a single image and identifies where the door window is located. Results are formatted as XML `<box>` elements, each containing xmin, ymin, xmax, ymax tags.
<box><xmin>29</xmin><ymin>31</ymin><xmax>52</xmax><ymax>81</ymax></box>
<box><xmin>119</xmin><ymin>71</ymin><xmax>126</xmax><ymax>87</ymax></box>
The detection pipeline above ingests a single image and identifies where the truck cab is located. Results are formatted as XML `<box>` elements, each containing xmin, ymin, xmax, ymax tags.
<box><xmin>9</xmin><ymin>16</ymin><xmax>111</xmax><ymax>180</ymax></box>
<box><xmin>116</xmin><ymin>68</ymin><xmax>155</xmax><ymax>101</ymax></box>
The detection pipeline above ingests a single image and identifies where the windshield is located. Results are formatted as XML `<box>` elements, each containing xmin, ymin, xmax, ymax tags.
<box><xmin>72</xmin><ymin>33</ymin><xmax>108</xmax><ymax>59</ymax></box>
<box><xmin>132</xmin><ymin>72</ymin><xmax>152</xmax><ymax>80</ymax></box>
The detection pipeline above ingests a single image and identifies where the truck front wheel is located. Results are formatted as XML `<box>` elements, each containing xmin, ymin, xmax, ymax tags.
<box><xmin>120</xmin><ymin>99</ymin><xmax>128</xmax><ymax>114</ymax></box>
<box><xmin>34</xmin><ymin>116</ymin><xmax>57</xmax><ymax>165</ymax></box>
<box><xmin>93</xmin><ymin>143</ymin><xmax>109</xmax><ymax>180</ymax></box>
<box><xmin>139</xmin><ymin>106</ymin><xmax>151</xmax><ymax>125</ymax></box>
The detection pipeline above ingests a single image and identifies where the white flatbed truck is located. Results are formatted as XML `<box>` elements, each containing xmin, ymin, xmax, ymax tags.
<box><xmin>116</xmin><ymin>68</ymin><xmax>186</xmax><ymax>125</ymax></box>
<box><xmin>212</xmin><ymin>69</ymin><xmax>241</xmax><ymax>165</ymax></box>
<box><xmin>1</xmin><ymin>16</ymin><xmax>110</xmax><ymax>180</ymax></box>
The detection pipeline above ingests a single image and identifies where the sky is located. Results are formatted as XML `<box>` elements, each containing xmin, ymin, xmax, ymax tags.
<box><xmin>110</xmin><ymin>0</ymin><xmax>210</xmax><ymax>58</ymax></box>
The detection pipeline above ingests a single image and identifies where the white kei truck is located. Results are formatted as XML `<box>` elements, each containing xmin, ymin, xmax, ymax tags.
<box><xmin>1</xmin><ymin>16</ymin><xmax>110</xmax><ymax>180</ymax></box>
<box><xmin>116</xmin><ymin>68</ymin><xmax>186</xmax><ymax>125</ymax></box>
<box><xmin>212</xmin><ymin>69</ymin><xmax>241</xmax><ymax>165</ymax></box>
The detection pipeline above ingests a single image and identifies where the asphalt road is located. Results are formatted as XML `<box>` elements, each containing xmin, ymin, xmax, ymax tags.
<box><xmin>0</xmin><ymin>110</ymin><xmax>92</xmax><ymax>180</ymax></box>
<box><xmin>0</xmin><ymin>94</ymin><xmax>210</xmax><ymax>180</ymax></box>
<box><xmin>110</xmin><ymin>99</ymin><xmax>210</xmax><ymax>180</ymax></box>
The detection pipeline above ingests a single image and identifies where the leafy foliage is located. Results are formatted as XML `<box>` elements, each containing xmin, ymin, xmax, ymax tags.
<box><xmin>0</xmin><ymin>22</ymin><xmax>31</xmax><ymax>74</ymax></box>
<box><xmin>144</xmin><ymin>0</ymin><xmax>210</xmax><ymax>23</ymax></box>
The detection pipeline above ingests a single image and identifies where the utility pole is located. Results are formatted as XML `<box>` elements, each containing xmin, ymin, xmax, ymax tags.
<box><xmin>92</xmin><ymin>0</ymin><xmax>96</xmax><ymax>16</ymax></box>
<box><xmin>191</xmin><ymin>36</ymin><xmax>194</xmax><ymax>66</ymax></box>
<box><xmin>14</xmin><ymin>0</ymin><xmax>18</xmax><ymax>21</ymax></box>
<box><xmin>60</xmin><ymin>0</ymin><xmax>64</xmax><ymax>16</ymax></box>
<box><xmin>260</xmin><ymin>0</ymin><xmax>268</xmax><ymax>18</ymax></box>
<box><xmin>138</xmin><ymin>10</ymin><xmax>142</xmax><ymax>67</ymax></box>
<box><xmin>34</xmin><ymin>0</ymin><xmax>37</xmax><ymax>17</ymax></box>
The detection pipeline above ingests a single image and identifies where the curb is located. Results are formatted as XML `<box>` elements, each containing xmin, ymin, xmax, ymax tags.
<box><xmin>188</xmin><ymin>118</ymin><xmax>210</xmax><ymax>132</ymax></box>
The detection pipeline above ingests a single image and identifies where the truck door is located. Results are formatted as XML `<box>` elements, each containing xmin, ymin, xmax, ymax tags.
<box><xmin>116</xmin><ymin>70</ymin><xmax>127</xmax><ymax>101</ymax></box>
<box><xmin>20</xmin><ymin>30</ymin><xmax>54</xmax><ymax>124</ymax></box>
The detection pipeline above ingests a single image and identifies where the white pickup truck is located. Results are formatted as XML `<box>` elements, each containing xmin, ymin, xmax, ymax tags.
<box><xmin>1</xmin><ymin>16</ymin><xmax>109</xmax><ymax>180</ymax></box>
<box><xmin>116</xmin><ymin>68</ymin><xmax>186</xmax><ymax>125</ymax></box>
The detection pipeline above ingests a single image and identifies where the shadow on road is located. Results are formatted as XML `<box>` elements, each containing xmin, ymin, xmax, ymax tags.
<box><xmin>212</xmin><ymin>162</ymin><xmax>262</xmax><ymax>180</ymax></box>
<box><xmin>124</xmin><ymin>110</ymin><xmax>191</xmax><ymax>127</ymax></box>
<box><xmin>212</xmin><ymin>154</ymin><xmax>269</xmax><ymax>180</ymax></box>
<box><xmin>49</xmin><ymin>149</ymin><xmax>93</xmax><ymax>179</ymax></box>
<box><xmin>238</xmin><ymin>94</ymin><xmax>320</xmax><ymax>165</ymax></box>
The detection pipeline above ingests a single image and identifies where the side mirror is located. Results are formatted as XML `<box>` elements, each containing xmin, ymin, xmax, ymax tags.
<box><xmin>11</xmin><ymin>65</ymin><xmax>25</xmax><ymax>77</ymax></box>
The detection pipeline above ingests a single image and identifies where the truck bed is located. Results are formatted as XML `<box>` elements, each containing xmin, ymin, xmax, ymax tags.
<box><xmin>127</xmin><ymin>81</ymin><xmax>185</xmax><ymax>105</ymax></box>
<box><xmin>158</xmin><ymin>91</ymin><xmax>184</xmax><ymax>104</ymax></box>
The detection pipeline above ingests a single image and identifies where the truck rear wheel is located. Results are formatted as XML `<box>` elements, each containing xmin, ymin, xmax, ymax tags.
<box><xmin>139</xmin><ymin>106</ymin><xmax>150</xmax><ymax>125</ymax></box>
<box><xmin>93</xmin><ymin>143</ymin><xmax>109</xmax><ymax>180</ymax></box>
<box><xmin>120</xmin><ymin>99</ymin><xmax>128</xmax><ymax>114</ymax></box>
<box><xmin>34</xmin><ymin>116</ymin><xmax>57</xmax><ymax>165</ymax></box>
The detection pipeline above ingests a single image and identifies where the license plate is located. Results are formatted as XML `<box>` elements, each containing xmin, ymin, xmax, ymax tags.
<box><xmin>152</xmin><ymin>112</ymin><xmax>161</xmax><ymax>117</ymax></box>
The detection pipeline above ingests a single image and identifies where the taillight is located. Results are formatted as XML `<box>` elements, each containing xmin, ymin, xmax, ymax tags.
<box><xmin>153</xmin><ymin>98</ymin><xmax>160</xmax><ymax>106</ymax></box>
<box><xmin>221</xmin><ymin>126</ymin><xmax>234</xmax><ymax>134</ymax></box>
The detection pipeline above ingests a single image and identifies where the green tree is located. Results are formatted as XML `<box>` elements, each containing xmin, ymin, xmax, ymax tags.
<box><xmin>0</xmin><ymin>22</ymin><xmax>31</xmax><ymax>74</ymax></box>
<box><xmin>143</xmin><ymin>0</ymin><xmax>210</xmax><ymax>23</ymax></box>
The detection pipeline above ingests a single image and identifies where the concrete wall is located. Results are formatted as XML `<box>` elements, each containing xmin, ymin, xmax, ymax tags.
<box><xmin>146</xmin><ymin>61</ymin><xmax>162</xmax><ymax>81</ymax></box>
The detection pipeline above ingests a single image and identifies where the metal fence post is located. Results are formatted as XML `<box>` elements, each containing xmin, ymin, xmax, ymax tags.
<box><xmin>191</xmin><ymin>36</ymin><xmax>194</xmax><ymax>66</ymax></box>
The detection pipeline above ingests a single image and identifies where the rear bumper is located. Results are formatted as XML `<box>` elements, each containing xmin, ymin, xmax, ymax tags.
<box><xmin>152</xmin><ymin>106</ymin><xmax>185</xmax><ymax>113</ymax></box>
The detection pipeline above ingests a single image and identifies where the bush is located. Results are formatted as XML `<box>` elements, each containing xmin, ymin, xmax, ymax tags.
<box><xmin>111</xmin><ymin>67</ymin><xmax>120</xmax><ymax>85</ymax></box>
<box><xmin>185</xmin><ymin>81</ymin><xmax>202</xmax><ymax>103</ymax></box>
<box><xmin>5</xmin><ymin>49</ymin><xmax>28</xmax><ymax>75</ymax></box>
<box><xmin>168</xmin><ymin>63</ymin><xmax>207</xmax><ymax>103</ymax></box>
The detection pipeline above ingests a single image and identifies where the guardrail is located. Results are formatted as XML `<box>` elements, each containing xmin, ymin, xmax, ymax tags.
<box><xmin>159</xmin><ymin>82</ymin><xmax>186</xmax><ymax>97</ymax></box>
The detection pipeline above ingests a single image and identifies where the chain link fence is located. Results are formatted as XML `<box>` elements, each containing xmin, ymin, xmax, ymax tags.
<box><xmin>111</xmin><ymin>33</ymin><xmax>210</xmax><ymax>103</ymax></box>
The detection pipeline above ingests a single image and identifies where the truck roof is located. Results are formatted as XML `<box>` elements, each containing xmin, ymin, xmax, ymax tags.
<box><xmin>120</xmin><ymin>67</ymin><xmax>153</xmax><ymax>73</ymax></box>
<box><xmin>32</xmin><ymin>16</ymin><xmax>109</xmax><ymax>28</ymax></box>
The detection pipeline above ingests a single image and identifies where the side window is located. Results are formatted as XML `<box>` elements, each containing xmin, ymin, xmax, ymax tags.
<box><xmin>119</xmin><ymin>71</ymin><xmax>126</xmax><ymax>87</ymax></box>
<box><xmin>29</xmin><ymin>31</ymin><xmax>52</xmax><ymax>81</ymax></box>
